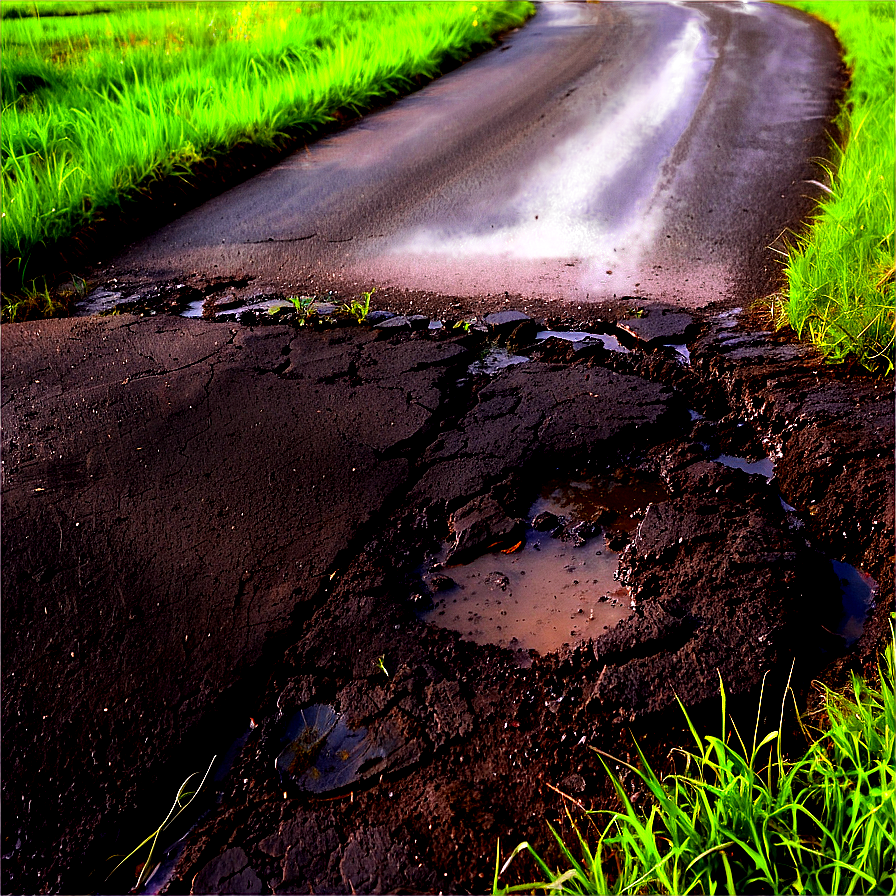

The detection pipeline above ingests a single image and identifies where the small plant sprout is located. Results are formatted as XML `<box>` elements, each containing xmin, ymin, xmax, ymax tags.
<box><xmin>288</xmin><ymin>294</ymin><xmax>317</xmax><ymax>315</ymax></box>
<box><xmin>375</xmin><ymin>655</ymin><xmax>389</xmax><ymax>678</ymax></box>
<box><xmin>341</xmin><ymin>287</ymin><xmax>375</xmax><ymax>323</ymax></box>
<box><xmin>107</xmin><ymin>755</ymin><xmax>216</xmax><ymax>889</ymax></box>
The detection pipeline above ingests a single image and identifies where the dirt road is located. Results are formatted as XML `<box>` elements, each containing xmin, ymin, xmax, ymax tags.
<box><xmin>86</xmin><ymin>1</ymin><xmax>842</xmax><ymax>313</ymax></box>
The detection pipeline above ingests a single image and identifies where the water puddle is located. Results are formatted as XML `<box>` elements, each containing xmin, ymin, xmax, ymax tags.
<box><xmin>831</xmin><ymin>561</ymin><xmax>877</xmax><ymax>647</ymax></box>
<box><xmin>535</xmin><ymin>330</ymin><xmax>629</xmax><ymax>354</ymax></box>
<box><xmin>276</xmin><ymin>704</ymin><xmax>402</xmax><ymax>795</ymax></box>
<box><xmin>714</xmin><ymin>454</ymin><xmax>775</xmax><ymax>480</ymax></box>
<box><xmin>181</xmin><ymin>299</ymin><xmax>207</xmax><ymax>319</ymax></box>
<box><xmin>420</xmin><ymin>474</ymin><xmax>669</xmax><ymax>654</ymax></box>
<box><xmin>669</xmin><ymin>344</ymin><xmax>690</xmax><ymax>364</ymax></box>
<box><xmin>467</xmin><ymin>347</ymin><xmax>530</xmax><ymax>376</ymax></box>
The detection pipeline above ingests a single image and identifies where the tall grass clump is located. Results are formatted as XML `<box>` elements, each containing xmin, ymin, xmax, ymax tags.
<box><xmin>772</xmin><ymin>1</ymin><xmax>895</xmax><ymax>373</ymax></box>
<box><xmin>496</xmin><ymin>636</ymin><xmax>896</xmax><ymax>895</ymax></box>
<box><xmin>0</xmin><ymin>1</ymin><xmax>533</xmax><ymax>307</ymax></box>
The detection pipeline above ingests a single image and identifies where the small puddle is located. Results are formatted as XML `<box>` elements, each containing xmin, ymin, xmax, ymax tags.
<box><xmin>536</xmin><ymin>330</ymin><xmax>629</xmax><ymax>353</ymax></box>
<box><xmin>276</xmin><ymin>705</ymin><xmax>401</xmax><ymax>795</ymax></box>
<box><xmin>831</xmin><ymin>561</ymin><xmax>877</xmax><ymax>647</ymax></box>
<box><xmin>669</xmin><ymin>344</ymin><xmax>690</xmax><ymax>364</ymax></box>
<box><xmin>81</xmin><ymin>289</ymin><xmax>123</xmax><ymax>315</ymax></box>
<box><xmin>421</xmin><ymin>474</ymin><xmax>668</xmax><ymax>654</ymax></box>
<box><xmin>181</xmin><ymin>299</ymin><xmax>207</xmax><ymax>319</ymax></box>
<box><xmin>714</xmin><ymin>454</ymin><xmax>775</xmax><ymax>480</ymax></box>
<box><xmin>467</xmin><ymin>347</ymin><xmax>530</xmax><ymax>376</ymax></box>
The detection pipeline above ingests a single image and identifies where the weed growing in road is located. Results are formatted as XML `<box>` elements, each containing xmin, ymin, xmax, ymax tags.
<box><xmin>2</xmin><ymin>280</ymin><xmax>62</xmax><ymax>322</ymax></box>
<box><xmin>495</xmin><ymin>634</ymin><xmax>896</xmax><ymax>895</ymax></box>
<box><xmin>772</xmin><ymin>1</ymin><xmax>895</xmax><ymax>373</ymax></box>
<box><xmin>0</xmin><ymin>1</ymin><xmax>534</xmax><ymax>298</ymax></box>
<box><xmin>284</xmin><ymin>294</ymin><xmax>318</xmax><ymax>325</ymax></box>
<box><xmin>341</xmin><ymin>288</ymin><xmax>375</xmax><ymax>323</ymax></box>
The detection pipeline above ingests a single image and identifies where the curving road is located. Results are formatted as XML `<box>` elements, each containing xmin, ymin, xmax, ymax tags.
<box><xmin>90</xmin><ymin>1</ymin><xmax>843</xmax><ymax>311</ymax></box>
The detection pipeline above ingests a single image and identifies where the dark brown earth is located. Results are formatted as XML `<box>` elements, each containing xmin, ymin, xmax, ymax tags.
<box><xmin>1</xmin><ymin>305</ymin><xmax>892</xmax><ymax>895</ymax></box>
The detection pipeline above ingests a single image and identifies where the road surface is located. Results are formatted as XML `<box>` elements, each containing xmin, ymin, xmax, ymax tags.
<box><xmin>88</xmin><ymin>0</ymin><xmax>843</xmax><ymax>312</ymax></box>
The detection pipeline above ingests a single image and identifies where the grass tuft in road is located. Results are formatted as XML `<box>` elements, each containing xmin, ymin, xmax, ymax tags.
<box><xmin>771</xmin><ymin>1</ymin><xmax>894</xmax><ymax>374</ymax></box>
<box><xmin>495</xmin><ymin>634</ymin><xmax>896</xmax><ymax>895</ymax></box>
<box><xmin>0</xmin><ymin>1</ymin><xmax>534</xmax><ymax>313</ymax></box>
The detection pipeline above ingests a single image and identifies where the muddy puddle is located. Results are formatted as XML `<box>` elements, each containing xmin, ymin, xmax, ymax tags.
<box><xmin>420</xmin><ymin>474</ymin><xmax>669</xmax><ymax>654</ymax></box>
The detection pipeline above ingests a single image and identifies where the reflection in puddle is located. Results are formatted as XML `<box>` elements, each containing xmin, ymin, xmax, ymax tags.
<box><xmin>81</xmin><ymin>289</ymin><xmax>123</xmax><ymax>315</ymax></box>
<box><xmin>276</xmin><ymin>705</ymin><xmax>400</xmax><ymax>795</ymax></box>
<box><xmin>181</xmin><ymin>299</ymin><xmax>206</xmax><ymax>319</ymax></box>
<box><xmin>467</xmin><ymin>347</ymin><xmax>529</xmax><ymax>376</ymax></box>
<box><xmin>714</xmin><ymin>454</ymin><xmax>775</xmax><ymax>480</ymax></box>
<box><xmin>669</xmin><ymin>343</ymin><xmax>691</xmax><ymax>364</ymax></box>
<box><xmin>533</xmin><ymin>474</ymin><xmax>670</xmax><ymax>533</ymax></box>
<box><xmin>535</xmin><ymin>330</ymin><xmax>629</xmax><ymax>353</ymax></box>
<box><xmin>832</xmin><ymin>561</ymin><xmax>877</xmax><ymax>647</ymax></box>
<box><xmin>421</xmin><ymin>474</ymin><xmax>669</xmax><ymax>654</ymax></box>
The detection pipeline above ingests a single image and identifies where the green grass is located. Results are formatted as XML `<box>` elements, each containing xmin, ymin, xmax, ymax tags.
<box><xmin>495</xmin><ymin>635</ymin><xmax>896</xmax><ymax>895</ymax></box>
<box><xmin>0</xmin><ymin>0</ymin><xmax>534</xmax><ymax>310</ymax></box>
<box><xmin>771</xmin><ymin>1</ymin><xmax>895</xmax><ymax>374</ymax></box>
<box><xmin>107</xmin><ymin>754</ymin><xmax>215</xmax><ymax>890</ymax></box>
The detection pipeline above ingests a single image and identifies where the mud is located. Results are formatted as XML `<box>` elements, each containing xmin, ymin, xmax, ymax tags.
<box><xmin>417</xmin><ymin>474</ymin><xmax>665</xmax><ymax>655</ymax></box>
<box><xmin>1</xmin><ymin>303</ymin><xmax>891</xmax><ymax>895</ymax></box>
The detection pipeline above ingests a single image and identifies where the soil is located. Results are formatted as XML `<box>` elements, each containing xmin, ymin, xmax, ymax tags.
<box><xmin>1</xmin><ymin>304</ymin><xmax>891</xmax><ymax>895</ymax></box>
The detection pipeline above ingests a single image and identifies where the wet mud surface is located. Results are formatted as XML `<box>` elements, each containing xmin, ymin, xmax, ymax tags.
<box><xmin>2</xmin><ymin>304</ymin><xmax>891</xmax><ymax>895</ymax></box>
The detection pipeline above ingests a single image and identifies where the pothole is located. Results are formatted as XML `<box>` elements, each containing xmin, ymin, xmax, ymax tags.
<box><xmin>419</xmin><ymin>473</ymin><xmax>669</xmax><ymax>655</ymax></box>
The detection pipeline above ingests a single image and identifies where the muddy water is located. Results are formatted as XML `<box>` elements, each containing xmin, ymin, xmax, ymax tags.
<box><xmin>425</xmin><ymin>531</ymin><xmax>631</xmax><ymax>653</ymax></box>
<box><xmin>531</xmin><ymin>474</ymin><xmax>669</xmax><ymax>533</ymax></box>
<box><xmin>421</xmin><ymin>475</ymin><xmax>668</xmax><ymax>654</ymax></box>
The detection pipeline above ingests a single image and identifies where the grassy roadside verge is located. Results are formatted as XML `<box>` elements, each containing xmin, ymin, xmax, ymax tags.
<box><xmin>495</xmin><ymin>635</ymin><xmax>896</xmax><ymax>895</ymax></box>
<box><xmin>0</xmin><ymin>0</ymin><xmax>534</xmax><ymax>316</ymax></box>
<box><xmin>771</xmin><ymin>1</ymin><xmax>894</xmax><ymax>374</ymax></box>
